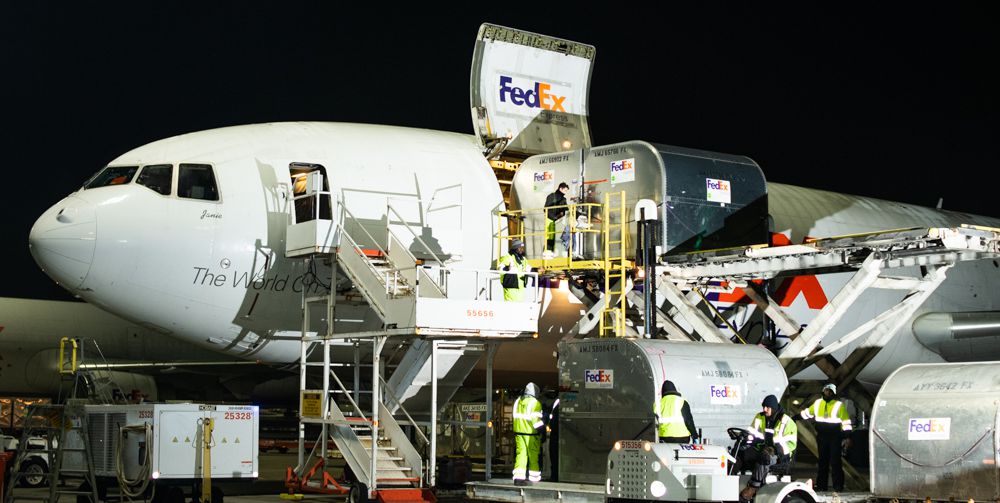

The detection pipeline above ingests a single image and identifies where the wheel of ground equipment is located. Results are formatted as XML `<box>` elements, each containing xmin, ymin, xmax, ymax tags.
<box><xmin>19</xmin><ymin>457</ymin><xmax>48</xmax><ymax>488</ymax></box>
<box><xmin>781</xmin><ymin>491</ymin><xmax>813</xmax><ymax>503</ymax></box>
<box><xmin>164</xmin><ymin>485</ymin><xmax>185</xmax><ymax>503</ymax></box>
<box><xmin>348</xmin><ymin>482</ymin><xmax>369</xmax><ymax>503</ymax></box>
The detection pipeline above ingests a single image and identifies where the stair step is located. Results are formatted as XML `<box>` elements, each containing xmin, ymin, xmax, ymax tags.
<box><xmin>57</xmin><ymin>490</ymin><xmax>99</xmax><ymax>496</ymax></box>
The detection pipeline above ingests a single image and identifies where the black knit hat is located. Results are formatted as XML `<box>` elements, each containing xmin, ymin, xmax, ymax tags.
<box><xmin>761</xmin><ymin>394</ymin><xmax>780</xmax><ymax>409</ymax></box>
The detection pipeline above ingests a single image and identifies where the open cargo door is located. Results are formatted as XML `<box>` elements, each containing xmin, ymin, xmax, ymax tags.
<box><xmin>471</xmin><ymin>23</ymin><xmax>595</xmax><ymax>159</ymax></box>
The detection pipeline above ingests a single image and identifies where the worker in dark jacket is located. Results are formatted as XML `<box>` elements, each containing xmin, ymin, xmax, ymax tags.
<box><xmin>800</xmin><ymin>383</ymin><xmax>852</xmax><ymax>491</ymax></box>
<box><xmin>654</xmin><ymin>380</ymin><xmax>698</xmax><ymax>443</ymax></box>
<box><xmin>543</xmin><ymin>182</ymin><xmax>569</xmax><ymax>257</ymax></box>
<box><xmin>739</xmin><ymin>395</ymin><xmax>798</xmax><ymax>503</ymax></box>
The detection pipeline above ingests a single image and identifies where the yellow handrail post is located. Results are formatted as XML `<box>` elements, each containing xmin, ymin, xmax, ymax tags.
<box><xmin>58</xmin><ymin>337</ymin><xmax>78</xmax><ymax>375</ymax></box>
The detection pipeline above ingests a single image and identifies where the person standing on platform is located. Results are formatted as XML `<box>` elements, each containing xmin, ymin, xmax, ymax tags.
<box><xmin>497</xmin><ymin>239</ymin><xmax>529</xmax><ymax>301</ymax></box>
<box><xmin>512</xmin><ymin>382</ymin><xmax>544</xmax><ymax>486</ymax></box>
<box><xmin>543</xmin><ymin>183</ymin><xmax>569</xmax><ymax>258</ymax></box>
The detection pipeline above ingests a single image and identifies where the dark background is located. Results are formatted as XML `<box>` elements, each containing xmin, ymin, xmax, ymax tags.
<box><xmin>3</xmin><ymin>4</ymin><xmax>997</xmax><ymax>301</ymax></box>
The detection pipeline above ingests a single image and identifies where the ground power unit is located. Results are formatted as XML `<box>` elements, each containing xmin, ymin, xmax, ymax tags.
<box><xmin>66</xmin><ymin>403</ymin><xmax>258</xmax><ymax>502</ymax></box>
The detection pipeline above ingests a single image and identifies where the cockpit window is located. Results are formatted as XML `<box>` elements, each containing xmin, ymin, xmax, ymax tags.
<box><xmin>136</xmin><ymin>164</ymin><xmax>173</xmax><ymax>196</ymax></box>
<box><xmin>84</xmin><ymin>165</ymin><xmax>139</xmax><ymax>189</ymax></box>
<box><xmin>178</xmin><ymin>164</ymin><xmax>219</xmax><ymax>201</ymax></box>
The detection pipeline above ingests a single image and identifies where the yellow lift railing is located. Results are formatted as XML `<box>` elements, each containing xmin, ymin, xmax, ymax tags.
<box><xmin>599</xmin><ymin>191</ymin><xmax>627</xmax><ymax>338</ymax></box>
<box><xmin>496</xmin><ymin>191</ymin><xmax>631</xmax><ymax>337</ymax></box>
<box><xmin>496</xmin><ymin>199</ymin><xmax>607</xmax><ymax>271</ymax></box>
<box><xmin>58</xmin><ymin>337</ymin><xmax>78</xmax><ymax>374</ymax></box>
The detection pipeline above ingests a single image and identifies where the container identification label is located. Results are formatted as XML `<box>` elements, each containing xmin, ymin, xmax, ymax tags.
<box><xmin>584</xmin><ymin>369</ymin><xmax>614</xmax><ymax>389</ymax></box>
<box><xmin>706</xmin><ymin>178</ymin><xmax>732</xmax><ymax>204</ymax></box>
<box><xmin>908</xmin><ymin>417</ymin><xmax>950</xmax><ymax>440</ymax></box>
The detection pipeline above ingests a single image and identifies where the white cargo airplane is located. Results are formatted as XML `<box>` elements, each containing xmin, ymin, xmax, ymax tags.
<box><xmin>25</xmin><ymin>24</ymin><xmax>1000</xmax><ymax>390</ymax></box>
<box><xmin>27</xmin><ymin>121</ymin><xmax>1000</xmax><ymax>388</ymax></box>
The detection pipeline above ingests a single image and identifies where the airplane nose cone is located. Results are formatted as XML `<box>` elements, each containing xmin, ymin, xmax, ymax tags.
<box><xmin>29</xmin><ymin>195</ymin><xmax>97</xmax><ymax>290</ymax></box>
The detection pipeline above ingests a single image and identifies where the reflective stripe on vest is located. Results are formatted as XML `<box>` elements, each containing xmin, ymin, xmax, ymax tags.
<box><xmin>513</xmin><ymin>395</ymin><xmax>543</xmax><ymax>432</ymax></box>
<box><xmin>656</xmin><ymin>395</ymin><xmax>691</xmax><ymax>438</ymax></box>
<box><xmin>804</xmin><ymin>398</ymin><xmax>853</xmax><ymax>431</ymax></box>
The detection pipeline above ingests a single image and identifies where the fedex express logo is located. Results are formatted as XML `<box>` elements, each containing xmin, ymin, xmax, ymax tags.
<box><xmin>610</xmin><ymin>159</ymin><xmax>635</xmax><ymax>184</ymax></box>
<box><xmin>534</xmin><ymin>171</ymin><xmax>553</xmax><ymax>182</ymax></box>
<box><xmin>908</xmin><ymin>417</ymin><xmax>950</xmax><ymax>440</ymax></box>
<box><xmin>706</xmin><ymin>178</ymin><xmax>732</xmax><ymax>204</ymax></box>
<box><xmin>584</xmin><ymin>369</ymin><xmax>614</xmax><ymax>389</ymax></box>
<box><xmin>709</xmin><ymin>385</ymin><xmax>741</xmax><ymax>405</ymax></box>
<box><xmin>499</xmin><ymin>76</ymin><xmax>567</xmax><ymax>112</ymax></box>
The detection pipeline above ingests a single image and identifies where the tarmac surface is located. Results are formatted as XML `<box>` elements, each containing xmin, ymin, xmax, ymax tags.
<box><xmin>5</xmin><ymin>449</ymin><xmax>867</xmax><ymax>503</ymax></box>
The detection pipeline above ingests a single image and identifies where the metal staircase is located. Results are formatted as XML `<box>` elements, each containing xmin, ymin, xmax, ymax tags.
<box><xmin>285</xmin><ymin>170</ymin><xmax>535</xmax><ymax>501</ymax></box>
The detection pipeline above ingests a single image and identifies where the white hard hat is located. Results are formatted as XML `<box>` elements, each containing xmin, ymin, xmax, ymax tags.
<box><xmin>823</xmin><ymin>383</ymin><xmax>837</xmax><ymax>394</ymax></box>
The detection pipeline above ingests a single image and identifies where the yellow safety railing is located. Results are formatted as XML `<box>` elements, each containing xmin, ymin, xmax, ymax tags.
<box><xmin>58</xmin><ymin>337</ymin><xmax>78</xmax><ymax>374</ymax></box>
<box><xmin>495</xmin><ymin>191</ymin><xmax>633</xmax><ymax>337</ymax></box>
<box><xmin>599</xmin><ymin>191</ymin><xmax>628</xmax><ymax>337</ymax></box>
<box><xmin>496</xmin><ymin>200</ymin><xmax>605</xmax><ymax>270</ymax></box>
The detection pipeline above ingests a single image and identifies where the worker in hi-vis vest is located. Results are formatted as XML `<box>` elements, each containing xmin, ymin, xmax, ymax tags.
<box><xmin>512</xmin><ymin>382</ymin><xmax>544</xmax><ymax>485</ymax></box>
<box><xmin>739</xmin><ymin>395</ymin><xmax>798</xmax><ymax>503</ymax></box>
<box><xmin>800</xmin><ymin>383</ymin><xmax>852</xmax><ymax>491</ymax></box>
<box><xmin>654</xmin><ymin>380</ymin><xmax>698</xmax><ymax>443</ymax></box>
<box><xmin>497</xmin><ymin>239</ymin><xmax>530</xmax><ymax>302</ymax></box>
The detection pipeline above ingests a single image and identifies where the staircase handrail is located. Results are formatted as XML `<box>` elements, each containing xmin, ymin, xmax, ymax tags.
<box><xmin>328</xmin><ymin>368</ymin><xmax>369</xmax><ymax>423</ymax></box>
<box><xmin>386</xmin><ymin>203</ymin><xmax>449</xmax><ymax>266</ymax></box>
<box><xmin>340</xmin><ymin>204</ymin><xmax>392</xmax><ymax>260</ymax></box>
<box><xmin>377</xmin><ymin>375</ymin><xmax>430</xmax><ymax>446</ymax></box>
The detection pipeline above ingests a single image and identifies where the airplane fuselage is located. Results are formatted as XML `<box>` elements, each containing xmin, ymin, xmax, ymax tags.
<box><xmin>30</xmin><ymin>123</ymin><xmax>503</xmax><ymax>362</ymax></box>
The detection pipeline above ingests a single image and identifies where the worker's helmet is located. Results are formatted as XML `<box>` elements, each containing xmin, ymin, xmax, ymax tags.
<box><xmin>524</xmin><ymin>382</ymin><xmax>539</xmax><ymax>397</ymax></box>
<box><xmin>823</xmin><ymin>383</ymin><xmax>837</xmax><ymax>394</ymax></box>
<box><xmin>510</xmin><ymin>239</ymin><xmax>525</xmax><ymax>252</ymax></box>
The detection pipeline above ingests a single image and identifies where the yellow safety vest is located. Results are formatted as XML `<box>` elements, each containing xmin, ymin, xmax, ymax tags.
<box><xmin>655</xmin><ymin>395</ymin><xmax>691</xmax><ymax>438</ymax></box>
<box><xmin>800</xmin><ymin>398</ymin><xmax>852</xmax><ymax>431</ymax></box>
<box><xmin>749</xmin><ymin>413</ymin><xmax>797</xmax><ymax>455</ymax></box>
<box><xmin>513</xmin><ymin>395</ymin><xmax>543</xmax><ymax>434</ymax></box>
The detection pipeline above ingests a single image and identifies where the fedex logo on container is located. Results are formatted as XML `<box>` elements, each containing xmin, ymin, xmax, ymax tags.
<box><xmin>534</xmin><ymin>171</ymin><xmax>553</xmax><ymax>182</ymax></box>
<box><xmin>584</xmin><ymin>369</ymin><xmax>614</xmax><ymax>389</ymax></box>
<box><xmin>908</xmin><ymin>417</ymin><xmax>950</xmax><ymax>440</ymax></box>
<box><xmin>709</xmin><ymin>385</ymin><xmax>741</xmax><ymax>405</ymax></box>
<box><xmin>610</xmin><ymin>158</ymin><xmax>635</xmax><ymax>184</ymax></box>
<box><xmin>499</xmin><ymin>76</ymin><xmax>567</xmax><ymax>112</ymax></box>
<box><xmin>706</xmin><ymin>177</ymin><xmax>732</xmax><ymax>204</ymax></box>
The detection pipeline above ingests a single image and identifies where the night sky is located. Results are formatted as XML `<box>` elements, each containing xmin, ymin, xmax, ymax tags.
<box><xmin>3</xmin><ymin>5</ymin><xmax>997</xmax><ymax>301</ymax></box>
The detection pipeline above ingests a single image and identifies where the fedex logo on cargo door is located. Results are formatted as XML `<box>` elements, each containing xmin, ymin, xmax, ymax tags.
<box><xmin>499</xmin><ymin>76</ymin><xmax>567</xmax><ymax>112</ymax></box>
<box><xmin>584</xmin><ymin>369</ymin><xmax>614</xmax><ymax>389</ymax></box>
<box><xmin>908</xmin><ymin>417</ymin><xmax>950</xmax><ymax>440</ymax></box>
<box><xmin>709</xmin><ymin>385</ymin><xmax>742</xmax><ymax>405</ymax></box>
